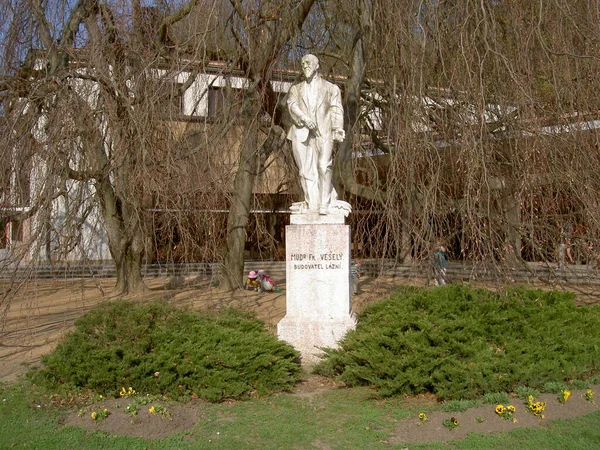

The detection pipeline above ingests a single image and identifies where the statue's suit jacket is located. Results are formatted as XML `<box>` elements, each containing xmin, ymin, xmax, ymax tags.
<box><xmin>286</xmin><ymin>76</ymin><xmax>344</xmax><ymax>144</ymax></box>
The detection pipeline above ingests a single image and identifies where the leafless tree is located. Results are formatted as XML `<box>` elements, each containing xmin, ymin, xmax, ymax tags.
<box><xmin>0</xmin><ymin>0</ymin><xmax>320</xmax><ymax>299</ymax></box>
<box><xmin>0</xmin><ymin>0</ymin><xmax>242</xmax><ymax>297</ymax></box>
<box><xmin>215</xmin><ymin>0</ymin><xmax>320</xmax><ymax>290</ymax></box>
<box><xmin>329</xmin><ymin>0</ymin><xmax>600</xmax><ymax>275</ymax></box>
<box><xmin>2</xmin><ymin>0</ymin><xmax>600</xmax><ymax>310</ymax></box>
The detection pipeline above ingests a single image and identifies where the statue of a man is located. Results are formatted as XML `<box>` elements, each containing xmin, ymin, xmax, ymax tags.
<box><xmin>287</xmin><ymin>54</ymin><xmax>350</xmax><ymax>216</ymax></box>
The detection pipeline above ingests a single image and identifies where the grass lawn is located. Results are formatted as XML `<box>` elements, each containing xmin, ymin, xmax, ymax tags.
<box><xmin>2</xmin><ymin>380</ymin><xmax>599</xmax><ymax>449</ymax></box>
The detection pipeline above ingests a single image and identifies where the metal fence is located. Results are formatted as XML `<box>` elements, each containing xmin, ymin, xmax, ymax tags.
<box><xmin>1</xmin><ymin>259</ymin><xmax>599</xmax><ymax>285</ymax></box>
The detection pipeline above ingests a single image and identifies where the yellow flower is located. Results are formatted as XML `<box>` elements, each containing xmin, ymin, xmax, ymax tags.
<box><xmin>585</xmin><ymin>389</ymin><xmax>595</xmax><ymax>402</ymax></box>
<box><xmin>419</xmin><ymin>412</ymin><xmax>426</xmax><ymax>420</ymax></box>
<box><xmin>443</xmin><ymin>417</ymin><xmax>459</xmax><ymax>429</ymax></box>
<box><xmin>561</xmin><ymin>390</ymin><xmax>571</xmax><ymax>403</ymax></box>
<box><xmin>496</xmin><ymin>404</ymin><xmax>515</xmax><ymax>420</ymax></box>
<box><xmin>91</xmin><ymin>411</ymin><xmax>98</xmax><ymax>420</ymax></box>
<box><xmin>120</xmin><ymin>386</ymin><xmax>136</xmax><ymax>397</ymax></box>
<box><xmin>528</xmin><ymin>395</ymin><xmax>534</xmax><ymax>405</ymax></box>
<box><xmin>529</xmin><ymin>400</ymin><xmax>546</xmax><ymax>416</ymax></box>
<box><xmin>149</xmin><ymin>405</ymin><xmax>156</xmax><ymax>414</ymax></box>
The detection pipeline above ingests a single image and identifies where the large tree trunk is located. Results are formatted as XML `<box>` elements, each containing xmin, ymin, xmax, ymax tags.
<box><xmin>502</xmin><ymin>176</ymin><xmax>522</xmax><ymax>264</ymax></box>
<box><xmin>97</xmin><ymin>178</ymin><xmax>148</xmax><ymax>295</ymax></box>
<box><xmin>221</xmin><ymin>128</ymin><xmax>259</xmax><ymax>290</ymax></box>
<box><xmin>113</xmin><ymin>242</ymin><xmax>146</xmax><ymax>295</ymax></box>
<box><xmin>400</xmin><ymin>205</ymin><xmax>413</xmax><ymax>263</ymax></box>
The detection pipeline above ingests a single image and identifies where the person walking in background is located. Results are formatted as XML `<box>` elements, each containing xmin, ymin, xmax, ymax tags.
<box><xmin>350</xmin><ymin>261</ymin><xmax>362</xmax><ymax>294</ymax></box>
<box><xmin>434</xmin><ymin>245</ymin><xmax>448</xmax><ymax>286</ymax></box>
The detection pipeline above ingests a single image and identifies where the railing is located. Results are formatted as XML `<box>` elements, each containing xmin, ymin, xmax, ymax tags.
<box><xmin>0</xmin><ymin>261</ymin><xmax>287</xmax><ymax>280</ymax></box>
<box><xmin>1</xmin><ymin>259</ymin><xmax>599</xmax><ymax>285</ymax></box>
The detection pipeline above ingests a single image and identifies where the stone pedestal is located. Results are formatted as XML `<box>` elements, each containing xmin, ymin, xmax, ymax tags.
<box><xmin>277</xmin><ymin>213</ymin><xmax>356</xmax><ymax>364</ymax></box>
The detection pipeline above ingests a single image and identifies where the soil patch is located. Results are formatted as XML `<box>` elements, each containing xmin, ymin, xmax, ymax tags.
<box><xmin>387</xmin><ymin>388</ymin><xmax>600</xmax><ymax>445</ymax></box>
<box><xmin>62</xmin><ymin>396</ymin><xmax>204</xmax><ymax>439</ymax></box>
<box><xmin>60</xmin><ymin>374</ymin><xmax>346</xmax><ymax>439</ymax></box>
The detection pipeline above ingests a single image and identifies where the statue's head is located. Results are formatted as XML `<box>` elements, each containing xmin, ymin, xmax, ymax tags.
<box><xmin>301</xmin><ymin>54</ymin><xmax>319</xmax><ymax>80</ymax></box>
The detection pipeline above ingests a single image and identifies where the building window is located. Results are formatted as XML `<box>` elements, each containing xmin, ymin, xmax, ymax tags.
<box><xmin>158</xmin><ymin>82</ymin><xmax>184</xmax><ymax>117</ymax></box>
<box><xmin>14</xmin><ymin>165</ymin><xmax>31</xmax><ymax>207</ymax></box>
<box><xmin>0</xmin><ymin>219</ymin><xmax>8</xmax><ymax>249</ymax></box>
<box><xmin>208</xmin><ymin>87</ymin><xmax>224</xmax><ymax>117</ymax></box>
<box><xmin>1</xmin><ymin>157</ymin><xmax>30</xmax><ymax>207</ymax></box>
<box><xmin>11</xmin><ymin>220</ymin><xmax>23</xmax><ymax>242</ymax></box>
<box><xmin>207</xmin><ymin>86</ymin><xmax>244</xmax><ymax>117</ymax></box>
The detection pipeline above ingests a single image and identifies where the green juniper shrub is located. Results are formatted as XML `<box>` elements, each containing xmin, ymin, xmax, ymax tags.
<box><xmin>314</xmin><ymin>285</ymin><xmax>600</xmax><ymax>401</ymax></box>
<box><xmin>28</xmin><ymin>301</ymin><xmax>301</xmax><ymax>402</ymax></box>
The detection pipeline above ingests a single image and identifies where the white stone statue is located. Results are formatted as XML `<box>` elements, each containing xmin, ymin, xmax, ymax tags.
<box><xmin>287</xmin><ymin>54</ymin><xmax>351</xmax><ymax>216</ymax></box>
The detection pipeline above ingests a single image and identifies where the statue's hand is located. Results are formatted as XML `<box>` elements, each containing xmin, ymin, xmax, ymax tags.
<box><xmin>303</xmin><ymin>117</ymin><xmax>317</xmax><ymax>130</ymax></box>
<box><xmin>333</xmin><ymin>128</ymin><xmax>345</xmax><ymax>142</ymax></box>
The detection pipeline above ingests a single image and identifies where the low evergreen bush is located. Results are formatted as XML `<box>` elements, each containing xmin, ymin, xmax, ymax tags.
<box><xmin>314</xmin><ymin>285</ymin><xmax>600</xmax><ymax>400</ymax></box>
<box><xmin>29</xmin><ymin>301</ymin><xmax>301</xmax><ymax>402</ymax></box>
